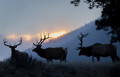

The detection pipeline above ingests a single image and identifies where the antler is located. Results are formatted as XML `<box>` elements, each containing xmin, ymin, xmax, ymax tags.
<box><xmin>3</xmin><ymin>38</ymin><xmax>22</xmax><ymax>48</ymax></box>
<box><xmin>77</xmin><ymin>33</ymin><xmax>88</xmax><ymax>49</ymax></box>
<box><xmin>33</xmin><ymin>33</ymin><xmax>49</xmax><ymax>47</ymax></box>
<box><xmin>3</xmin><ymin>39</ymin><xmax>11</xmax><ymax>47</ymax></box>
<box><xmin>14</xmin><ymin>38</ymin><xmax>22</xmax><ymax>47</ymax></box>
<box><xmin>40</xmin><ymin>33</ymin><xmax>49</xmax><ymax>45</ymax></box>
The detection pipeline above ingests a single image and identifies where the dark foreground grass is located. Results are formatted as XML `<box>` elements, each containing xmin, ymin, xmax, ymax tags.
<box><xmin>0</xmin><ymin>58</ymin><xmax>120</xmax><ymax>77</ymax></box>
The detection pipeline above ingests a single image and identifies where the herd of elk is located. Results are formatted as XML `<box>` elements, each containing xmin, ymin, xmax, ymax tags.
<box><xmin>3</xmin><ymin>38</ymin><xmax>28</xmax><ymax>64</ymax></box>
<box><xmin>77</xmin><ymin>33</ymin><xmax>119</xmax><ymax>62</ymax></box>
<box><xmin>2</xmin><ymin>32</ymin><xmax>119</xmax><ymax>63</ymax></box>
<box><xmin>32</xmin><ymin>33</ymin><xmax>67</xmax><ymax>62</ymax></box>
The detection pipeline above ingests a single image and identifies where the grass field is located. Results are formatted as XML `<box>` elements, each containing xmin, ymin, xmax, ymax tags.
<box><xmin>0</xmin><ymin>58</ymin><xmax>120</xmax><ymax>77</ymax></box>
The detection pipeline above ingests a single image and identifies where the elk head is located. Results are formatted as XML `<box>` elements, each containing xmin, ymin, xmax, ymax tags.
<box><xmin>32</xmin><ymin>33</ymin><xmax>49</xmax><ymax>52</ymax></box>
<box><xmin>76</xmin><ymin>33</ymin><xmax>88</xmax><ymax>56</ymax></box>
<box><xmin>3</xmin><ymin>38</ymin><xmax>22</xmax><ymax>51</ymax></box>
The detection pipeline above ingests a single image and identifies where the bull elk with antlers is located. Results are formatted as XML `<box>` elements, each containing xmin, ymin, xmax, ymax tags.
<box><xmin>77</xmin><ymin>33</ymin><xmax>119</xmax><ymax>62</ymax></box>
<box><xmin>3</xmin><ymin>38</ymin><xmax>28</xmax><ymax>65</ymax></box>
<box><xmin>32</xmin><ymin>33</ymin><xmax>67</xmax><ymax>62</ymax></box>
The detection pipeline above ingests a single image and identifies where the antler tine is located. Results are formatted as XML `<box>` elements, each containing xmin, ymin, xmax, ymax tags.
<box><xmin>33</xmin><ymin>34</ymin><xmax>43</xmax><ymax>46</ymax></box>
<box><xmin>45</xmin><ymin>33</ymin><xmax>49</xmax><ymax>39</ymax></box>
<box><xmin>40</xmin><ymin>33</ymin><xmax>49</xmax><ymax>45</ymax></box>
<box><xmin>77</xmin><ymin>33</ymin><xmax>88</xmax><ymax>49</ymax></box>
<box><xmin>77</xmin><ymin>35</ymin><xmax>81</xmax><ymax>40</ymax></box>
<box><xmin>33</xmin><ymin>39</ymin><xmax>42</xmax><ymax>47</ymax></box>
<box><xmin>47</xmin><ymin>33</ymin><xmax>49</xmax><ymax>37</ymax></box>
<box><xmin>38</xmin><ymin>39</ymin><xmax>42</xmax><ymax>45</ymax></box>
<box><xmin>42</xmin><ymin>32</ymin><xmax>46</xmax><ymax>40</ymax></box>
<box><xmin>80</xmin><ymin>33</ymin><xmax>84</xmax><ymax>37</ymax></box>
<box><xmin>84</xmin><ymin>33</ymin><xmax>88</xmax><ymax>37</ymax></box>
<box><xmin>36</xmin><ymin>40</ymin><xmax>39</xmax><ymax>44</ymax></box>
<box><xmin>33</xmin><ymin>33</ymin><xmax>49</xmax><ymax>47</ymax></box>
<box><xmin>38</xmin><ymin>34</ymin><xmax>43</xmax><ymax>45</ymax></box>
<box><xmin>3</xmin><ymin>39</ymin><xmax>11</xmax><ymax>47</ymax></box>
<box><xmin>15</xmin><ymin>38</ymin><xmax>22</xmax><ymax>47</ymax></box>
<box><xmin>9</xmin><ymin>43</ymin><xmax>12</xmax><ymax>46</ymax></box>
<box><xmin>3</xmin><ymin>39</ymin><xmax>5</xmax><ymax>42</ymax></box>
<box><xmin>81</xmin><ymin>33</ymin><xmax>88</xmax><ymax>37</ymax></box>
<box><xmin>44</xmin><ymin>33</ymin><xmax>49</xmax><ymax>39</ymax></box>
<box><xmin>33</xmin><ymin>43</ymin><xmax>37</xmax><ymax>46</ymax></box>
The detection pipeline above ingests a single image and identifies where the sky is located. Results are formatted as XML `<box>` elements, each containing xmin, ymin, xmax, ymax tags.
<box><xmin>0</xmin><ymin>0</ymin><xmax>101</xmax><ymax>38</ymax></box>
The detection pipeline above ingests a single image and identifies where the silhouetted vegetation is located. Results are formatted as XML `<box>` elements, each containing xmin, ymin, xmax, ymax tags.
<box><xmin>71</xmin><ymin>0</ymin><xmax>120</xmax><ymax>43</ymax></box>
<box><xmin>0</xmin><ymin>33</ymin><xmax>120</xmax><ymax>77</ymax></box>
<box><xmin>0</xmin><ymin>59</ymin><xmax>120</xmax><ymax>77</ymax></box>
<box><xmin>0</xmin><ymin>57</ymin><xmax>44</xmax><ymax>77</ymax></box>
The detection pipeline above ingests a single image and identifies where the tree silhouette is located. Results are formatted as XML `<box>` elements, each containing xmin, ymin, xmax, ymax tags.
<box><xmin>71</xmin><ymin>0</ymin><xmax>120</xmax><ymax>43</ymax></box>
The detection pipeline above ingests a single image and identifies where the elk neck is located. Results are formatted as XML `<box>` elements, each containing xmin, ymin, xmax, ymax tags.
<box><xmin>11</xmin><ymin>48</ymin><xmax>16</xmax><ymax>53</ymax></box>
<box><xmin>36</xmin><ymin>48</ymin><xmax>46</xmax><ymax>58</ymax></box>
<box><xmin>83</xmin><ymin>46</ymin><xmax>93</xmax><ymax>56</ymax></box>
<box><xmin>11</xmin><ymin>48</ymin><xmax>18</xmax><ymax>57</ymax></box>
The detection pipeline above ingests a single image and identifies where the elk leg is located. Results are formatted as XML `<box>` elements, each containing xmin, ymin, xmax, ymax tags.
<box><xmin>51</xmin><ymin>59</ymin><xmax>53</xmax><ymax>62</ymax></box>
<box><xmin>64</xmin><ymin>59</ymin><xmax>67</xmax><ymax>62</ymax></box>
<box><xmin>110</xmin><ymin>56</ymin><xmax>115</xmax><ymax>62</ymax></box>
<box><xmin>115</xmin><ymin>56</ymin><xmax>120</xmax><ymax>61</ymax></box>
<box><xmin>60</xmin><ymin>59</ymin><xmax>66</xmax><ymax>62</ymax></box>
<box><xmin>92</xmin><ymin>56</ymin><xmax>94</xmax><ymax>62</ymax></box>
<box><xmin>47</xmin><ymin>59</ymin><xmax>53</xmax><ymax>63</ymax></box>
<box><xmin>97</xmin><ymin>56</ymin><xmax>100</xmax><ymax>62</ymax></box>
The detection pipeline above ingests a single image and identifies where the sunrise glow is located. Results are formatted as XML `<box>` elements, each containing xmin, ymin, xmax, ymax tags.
<box><xmin>7</xmin><ymin>34</ymin><xmax>18</xmax><ymax>40</ymax></box>
<box><xmin>6</xmin><ymin>34</ymin><xmax>32</xmax><ymax>41</ymax></box>
<box><xmin>6</xmin><ymin>31</ymin><xmax>67</xmax><ymax>41</ymax></box>
<box><xmin>50</xmin><ymin>31</ymin><xmax>67</xmax><ymax>38</ymax></box>
<box><xmin>22</xmin><ymin>34</ymin><xmax>32</xmax><ymax>41</ymax></box>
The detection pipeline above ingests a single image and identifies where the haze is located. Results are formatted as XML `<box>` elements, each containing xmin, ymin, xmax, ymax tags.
<box><xmin>0</xmin><ymin>0</ymin><xmax>101</xmax><ymax>37</ymax></box>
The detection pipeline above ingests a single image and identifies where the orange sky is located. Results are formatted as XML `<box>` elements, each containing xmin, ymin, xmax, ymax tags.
<box><xmin>0</xmin><ymin>1</ymin><xmax>101</xmax><ymax>36</ymax></box>
<box><xmin>6</xmin><ymin>31</ymin><xmax>67</xmax><ymax>41</ymax></box>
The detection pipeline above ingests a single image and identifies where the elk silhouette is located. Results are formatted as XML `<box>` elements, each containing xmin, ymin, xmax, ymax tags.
<box><xmin>77</xmin><ymin>33</ymin><xmax>119</xmax><ymax>62</ymax></box>
<box><xmin>32</xmin><ymin>33</ymin><xmax>67</xmax><ymax>62</ymax></box>
<box><xmin>3</xmin><ymin>38</ymin><xmax>28</xmax><ymax>65</ymax></box>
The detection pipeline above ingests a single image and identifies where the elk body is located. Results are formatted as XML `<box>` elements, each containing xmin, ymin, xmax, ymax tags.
<box><xmin>4</xmin><ymin>38</ymin><xmax>28</xmax><ymax>65</ymax></box>
<box><xmin>32</xmin><ymin>34</ymin><xmax>67</xmax><ymax>62</ymax></box>
<box><xmin>77</xmin><ymin>33</ymin><xmax>119</xmax><ymax>62</ymax></box>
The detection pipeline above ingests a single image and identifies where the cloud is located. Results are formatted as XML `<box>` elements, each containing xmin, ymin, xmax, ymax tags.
<box><xmin>22</xmin><ymin>34</ymin><xmax>32</xmax><ymax>41</ymax></box>
<box><xmin>6</xmin><ymin>34</ymin><xmax>33</xmax><ymax>41</ymax></box>
<box><xmin>6</xmin><ymin>31</ymin><xmax>67</xmax><ymax>42</ymax></box>
<box><xmin>7</xmin><ymin>34</ymin><xmax>18</xmax><ymax>40</ymax></box>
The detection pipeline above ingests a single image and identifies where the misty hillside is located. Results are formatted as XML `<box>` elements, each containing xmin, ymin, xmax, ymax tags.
<box><xmin>26</xmin><ymin>21</ymin><xmax>120</xmax><ymax>62</ymax></box>
<box><xmin>0</xmin><ymin>21</ymin><xmax>120</xmax><ymax>77</ymax></box>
